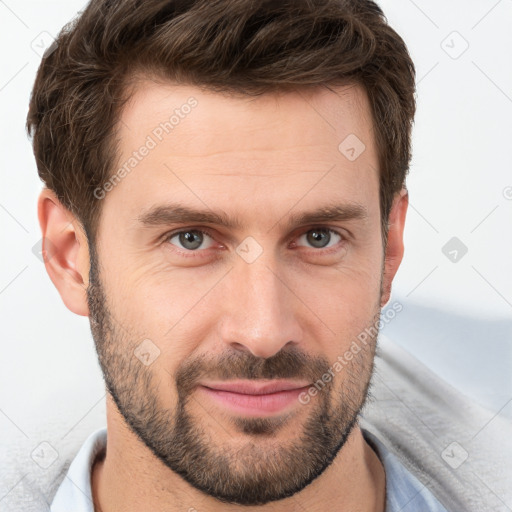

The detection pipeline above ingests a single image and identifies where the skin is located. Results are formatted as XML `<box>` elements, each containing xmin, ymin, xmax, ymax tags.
<box><xmin>37</xmin><ymin>79</ymin><xmax>408</xmax><ymax>512</ymax></box>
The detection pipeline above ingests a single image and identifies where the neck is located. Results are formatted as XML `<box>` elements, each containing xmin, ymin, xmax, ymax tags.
<box><xmin>91</xmin><ymin>399</ymin><xmax>385</xmax><ymax>512</ymax></box>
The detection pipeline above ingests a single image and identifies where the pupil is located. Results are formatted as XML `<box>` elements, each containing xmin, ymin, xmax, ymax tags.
<box><xmin>180</xmin><ymin>231</ymin><xmax>202</xmax><ymax>250</ymax></box>
<box><xmin>307</xmin><ymin>229</ymin><xmax>329</xmax><ymax>248</ymax></box>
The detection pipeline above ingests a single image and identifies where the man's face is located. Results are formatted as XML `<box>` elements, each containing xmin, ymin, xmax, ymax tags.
<box><xmin>87</xmin><ymin>81</ymin><xmax>387</xmax><ymax>505</ymax></box>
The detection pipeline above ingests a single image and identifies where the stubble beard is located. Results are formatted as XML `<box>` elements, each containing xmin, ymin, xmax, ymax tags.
<box><xmin>87</xmin><ymin>245</ymin><xmax>381</xmax><ymax>505</ymax></box>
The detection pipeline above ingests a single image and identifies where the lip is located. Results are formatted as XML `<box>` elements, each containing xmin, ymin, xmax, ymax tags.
<box><xmin>198</xmin><ymin>379</ymin><xmax>311</xmax><ymax>416</ymax></box>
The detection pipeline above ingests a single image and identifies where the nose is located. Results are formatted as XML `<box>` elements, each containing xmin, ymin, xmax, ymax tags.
<box><xmin>218</xmin><ymin>256</ymin><xmax>303</xmax><ymax>359</ymax></box>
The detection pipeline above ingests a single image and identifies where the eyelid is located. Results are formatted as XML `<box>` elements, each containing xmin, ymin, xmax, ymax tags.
<box><xmin>162</xmin><ymin>225</ymin><xmax>347</xmax><ymax>256</ymax></box>
<box><xmin>162</xmin><ymin>227</ymin><xmax>219</xmax><ymax>256</ymax></box>
<box><xmin>291</xmin><ymin>226</ymin><xmax>346</xmax><ymax>254</ymax></box>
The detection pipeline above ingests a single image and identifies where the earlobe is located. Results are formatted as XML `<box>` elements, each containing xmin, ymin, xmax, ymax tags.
<box><xmin>37</xmin><ymin>188</ymin><xmax>91</xmax><ymax>316</ymax></box>
<box><xmin>380</xmin><ymin>188</ymin><xmax>408</xmax><ymax>307</ymax></box>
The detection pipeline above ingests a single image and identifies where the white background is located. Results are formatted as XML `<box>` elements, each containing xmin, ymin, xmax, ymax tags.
<box><xmin>1</xmin><ymin>0</ymin><xmax>511</xmax><ymax>471</ymax></box>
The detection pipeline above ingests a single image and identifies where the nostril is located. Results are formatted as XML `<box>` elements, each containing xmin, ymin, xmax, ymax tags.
<box><xmin>230</xmin><ymin>341</ymin><xmax>249</xmax><ymax>352</ymax></box>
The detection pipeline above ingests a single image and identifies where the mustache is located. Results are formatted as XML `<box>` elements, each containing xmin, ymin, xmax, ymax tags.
<box><xmin>175</xmin><ymin>348</ymin><xmax>332</xmax><ymax>397</ymax></box>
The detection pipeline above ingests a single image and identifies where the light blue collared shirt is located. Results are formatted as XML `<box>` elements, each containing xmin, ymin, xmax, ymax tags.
<box><xmin>362</xmin><ymin>428</ymin><xmax>448</xmax><ymax>511</ymax></box>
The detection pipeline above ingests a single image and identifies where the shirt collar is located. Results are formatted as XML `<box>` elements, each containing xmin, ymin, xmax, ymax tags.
<box><xmin>50</xmin><ymin>426</ymin><xmax>106</xmax><ymax>512</ymax></box>
<box><xmin>50</xmin><ymin>425</ymin><xmax>446</xmax><ymax>512</ymax></box>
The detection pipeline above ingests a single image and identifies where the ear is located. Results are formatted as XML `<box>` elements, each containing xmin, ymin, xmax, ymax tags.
<box><xmin>380</xmin><ymin>188</ymin><xmax>408</xmax><ymax>307</ymax></box>
<box><xmin>37</xmin><ymin>188</ymin><xmax>91</xmax><ymax>316</ymax></box>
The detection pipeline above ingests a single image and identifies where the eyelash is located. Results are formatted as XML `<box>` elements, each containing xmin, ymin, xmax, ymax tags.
<box><xmin>162</xmin><ymin>227</ymin><xmax>346</xmax><ymax>258</ymax></box>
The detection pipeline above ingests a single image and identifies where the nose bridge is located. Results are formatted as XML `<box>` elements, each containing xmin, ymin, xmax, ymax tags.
<box><xmin>218</xmin><ymin>249</ymin><xmax>303</xmax><ymax>358</ymax></box>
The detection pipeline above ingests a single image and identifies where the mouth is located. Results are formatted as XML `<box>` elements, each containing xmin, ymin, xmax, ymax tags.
<box><xmin>197</xmin><ymin>379</ymin><xmax>311</xmax><ymax>416</ymax></box>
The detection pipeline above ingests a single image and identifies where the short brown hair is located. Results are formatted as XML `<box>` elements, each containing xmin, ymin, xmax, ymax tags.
<box><xmin>26</xmin><ymin>0</ymin><xmax>416</xmax><ymax>246</ymax></box>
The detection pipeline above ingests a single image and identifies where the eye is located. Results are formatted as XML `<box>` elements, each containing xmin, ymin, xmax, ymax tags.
<box><xmin>162</xmin><ymin>226</ymin><xmax>345</xmax><ymax>258</ymax></box>
<box><xmin>166</xmin><ymin>229</ymin><xmax>215</xmax><ymax>251</ymax></box>
<box><xmin>295</xmin><ymin>228</ymin><xmax>343</xmax><ymax>250</ymax></box>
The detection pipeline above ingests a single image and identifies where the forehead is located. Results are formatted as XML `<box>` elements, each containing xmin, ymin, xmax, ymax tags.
<box><xmin>119</xmin><ymin>79</ymin><xmax>375</xmax><ymax>156</ymax></box>
<box><xmin>103</xmin><ymin>79</ymin><xmax>379</xmax><ymax>231</ymax></box>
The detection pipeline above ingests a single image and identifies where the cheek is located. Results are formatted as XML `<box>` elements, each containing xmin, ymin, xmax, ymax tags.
<box><xmin>103</xmin><ymin>250</ymin><xmax>187</xmax><ymax>327</ymax></box>
<box><xmin>295</xmin><ymin>254</ymin><xmax>382</xmax><ymax>354</ymax></box>
<box><xmin>105</xmin><ymin>260</ymin><xmax>216</xmax><ymax>377</ymax></box>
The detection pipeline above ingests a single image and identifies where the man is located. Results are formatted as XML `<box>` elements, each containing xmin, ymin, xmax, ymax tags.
<box><xmin>26</xmin><ymin>0</ymin><xmax>450</xmax><ymax>510</ymax></box>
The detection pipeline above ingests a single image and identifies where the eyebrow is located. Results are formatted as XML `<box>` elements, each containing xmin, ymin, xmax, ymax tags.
<box><xmin>137</xmin><ymin>201</ymin><xmax>368</xmax><ymax>231</ymax></box>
